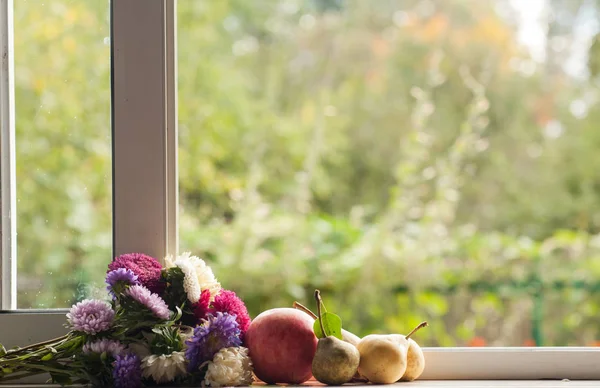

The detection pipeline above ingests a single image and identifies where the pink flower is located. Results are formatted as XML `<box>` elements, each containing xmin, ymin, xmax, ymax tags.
<box><xmin>126</xmin><ymin>285</ymin><xmax>171</xmax><ymax>320</ymax></box>
<box><xmin>209</xmin><ymin>290</ymin><xmax>251</xmax><ymax>339</ymax></box>
<box><xmin>83</xmin><ymin>339</ymin><xmax>126</xmax><ymax>357</ymax></box>
<box><xmin>67</xmin><ymin>299</ymin><xmax>115</xmax><ymax>335</ymax></box>
<box><xmin>108</xmin><ymin>253</ymin><xmax>163</xmax><ymax>293</ymax></box>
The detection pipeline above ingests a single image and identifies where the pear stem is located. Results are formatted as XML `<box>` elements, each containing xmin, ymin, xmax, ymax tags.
<box><xmin>314</xmin><ymin>289</ymin><xmax>327</xmax><ymax>337</ymax></box>
<box><xmin>406</xmin><ymin>321</ymin><xmax>429</xmax><ymax>340</ymax></box>
<box><xmin>293</xmin><ymin>301</ymin><xmax>318</xmax><ymax>319</ymax></box>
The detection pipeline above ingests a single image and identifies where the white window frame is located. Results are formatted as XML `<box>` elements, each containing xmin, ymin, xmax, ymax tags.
<box><xmin>1</xmin><ymin>0</ymin><xmax>600</xmax><ymax>382</ymax></box>
<box><xmin>0</xmin><ymin>0</ymin><xmax>177</xmax><ymax>351</ymax></box>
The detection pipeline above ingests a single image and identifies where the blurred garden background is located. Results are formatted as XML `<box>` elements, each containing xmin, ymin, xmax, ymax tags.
<box><xmin>13</xmin><ymin>0</ymin><xmax>600</xmax><ymax>347</ymax></box>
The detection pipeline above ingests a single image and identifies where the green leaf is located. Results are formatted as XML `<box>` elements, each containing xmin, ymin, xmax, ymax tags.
<box><xmin>313</xmin><ymin>312</ymin><xmax>343</xmax><ymax>340</ymax></box>
<box><xmin>2</xmin><ymin>367</ymin><xmax>13</xmax><ymax>374</ymax></box>
<box><xmin>0</xmin><ymin>343</ymin><xmax>6</xmax><ymax>356</ymax></box>
<box><xmin>50</xmin><ymin>373</ymin><xmax>72</xmax><ymax>385</ymax></box>
<box><xmin>41</xmin><ymin>353</ymin><xmax>54</xmax><ymax>361</ymax></box>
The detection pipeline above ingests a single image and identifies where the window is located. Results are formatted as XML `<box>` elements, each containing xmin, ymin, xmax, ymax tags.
<box><xmin>177</xmin><ymin>0</ymin><xmax>600</xmax><ymax>348</ymax></box>
<box><xmin>12</xmin><ymin>0</ymin><xmax>112</xmax><ymax>309</ymax></box>
<box><xmin>2</xmin><ymin>0</ymin><xmax>600</xmax><ymax>382</ymax></box>
<box><xmin>0</xmin><ymin>0</ymin><xmax>177</xmax><ymax>352</ymax></box>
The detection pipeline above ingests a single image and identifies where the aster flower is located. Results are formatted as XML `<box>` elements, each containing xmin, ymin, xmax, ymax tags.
<box><xmin>126</xmin><ymin>285</ymin><xmax>171</xmax><ymax>320</ymax></box>
<box><xmin>108</xmin><ymin>253</ymin><xmax>163</xmax><ymax>293</ymax></box>
<box><xmin>67</xmin><ymin>299</ymin><xmax>115</xmax><ymax>335</ymax></box>
<box><xmin>83</xmin><ymin>339</ymin><xmax>126</xmax><ymax>357</ymax></box>
<box><xmin>141</xmin><ymin>351</ymin><xmax>187</xmax><ymax>384</ymax></box>
<box><xmin>166</xmin><ymin>252</ymin><xmax>221</xmax><ymax>302</ymax></box>
<box><xmin>204</xmin><ymin>347</ymin><xmax>254</xmax><ymax>387</ymax></box>
<box><xmin>185</xmin><ymin>312</ymin><xmax>241</xmax><ymax>372</ymax></box>
<box><xmin>210</xmin><ymin>290</ymin><xmax>251</xmax><ymax>338</ymax></box>
<box><xmin>192</xmin><ymin>289</ymin><xmax>211</xmax><ymax>323</ymax></box>
<box><xmin>175</xmin><ymin>258</ymin><xmax>202</xmax><ymax>303</ymax></box>
<box><xmin>106</xmin><ymin>268</ymin><xmax>140</xmax><ymax>297</ymax></box>
<box><xmin>113</xmin><ymin>353</ymin><xmax>142</xmax><ymax>388</ymax></box>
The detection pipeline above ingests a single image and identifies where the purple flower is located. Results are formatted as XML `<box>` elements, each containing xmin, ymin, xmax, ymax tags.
<box><xmin>83</xmin><ymin>339</ymin><xmax>126</xmax><ymax>357</ymax></box>
<box><xmin>185</xmin><ymin>312</ymin><xmax>241</xmax><ymax>372</ymax></box>
<box><xmin>113</xmin><ymin>353</ymin><xmax>142</xmax><ymax>388</ymax></box>
<box><xmin>108</xmin><ymin>253</ymin><xmax>163</xmax><ymax>293</ymax></box>
<box><xmin>126</xmin><ymin>285</ymin><xmax>171</xmax><ymax>320</ymax></box>
<box><xmin>106</xmin><ymin>268</ymin><xmax>140</xmax><ymax>297</ymax></box>
<box><xmin>67</xmin><ymin>299</ymin><xmax>115</xmax><ymax>335</ymax></box>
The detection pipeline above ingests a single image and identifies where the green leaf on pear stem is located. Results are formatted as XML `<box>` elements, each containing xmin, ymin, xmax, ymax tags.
<box><xmin>313</xmin><ymin>312</ymin><xmax>343</xmax><ymax>340</ymax></box>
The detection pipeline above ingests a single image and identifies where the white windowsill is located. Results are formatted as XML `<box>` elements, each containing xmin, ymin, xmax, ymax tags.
<box><xmin>2</xmin><ymin>382</ymin><xmax>600</xmax><ymax>387</ymax></box>
<box><xmin>402</xmin><ymin>382</ymin><xmax>600</xmax><ymax>387</ymax></box>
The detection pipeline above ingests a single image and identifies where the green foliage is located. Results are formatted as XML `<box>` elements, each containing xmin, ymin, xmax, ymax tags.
<box><xmin>14</xmin><ymin>1</ymin><xmax>111</xmax><ymax>308</ymax></box>
<box><xmin>314</xmin><ymin>313</ymin><xmax>343</xmax><ymax>340</ymax></box>
<box><xmin>14</xmin><ymin>0</ymin><xmax>600</xmax><ymax>346</ymax></box>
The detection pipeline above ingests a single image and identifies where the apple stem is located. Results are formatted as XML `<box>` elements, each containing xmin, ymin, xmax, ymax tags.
<box><xmin>406</xmin><ymin>321</ymin><xmax>429</xmax><ymax>340</ymax></box>
<box><xmin>293</xmin><ymin>301</ymin><xmax>318</xmax><ymax>319</ymax></box>
<box><xmin>314</xmin><ymin>289</ymin><xmax>327</xmax><ymax>336</ymax></box>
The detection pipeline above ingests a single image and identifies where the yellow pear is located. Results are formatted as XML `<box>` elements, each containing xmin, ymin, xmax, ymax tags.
<box><xmin>400</xmin><ymin>322</ymin><xmax>428</xmax><ymax>381</ymax></box>
<box><xmin>356</xmin><ymin>334</ymin><xmax>409</xmax><ymax>384</ymax></box>
<box><xmin>400</xmin><ymin>338</ymin><xmax>425</xmax><ymax>381</ymax></box>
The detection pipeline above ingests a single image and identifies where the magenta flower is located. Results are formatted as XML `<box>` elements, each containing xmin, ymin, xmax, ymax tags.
<box><xmin>192</xmin><ymin>289</ymin><xmax>211</xmax><ymax>323</ymax></box>
<box><xmin>108</xmin><ymin>253</ymin><xmax>163</xmax><ymax>293</ymax></box>
<box><xmin>67</xmin><ymin>299</ymin><xmax>115</xmax><ymax>335</ymax></box>
<box><xmin>126</xmin><ymin>285</ymin><xmax>171</xmax><ymax>320</ymax></box>
<box><xmin>210</xmin><ymin>290</ymin><xmax>251</xmax><ymax>338</ymax></box>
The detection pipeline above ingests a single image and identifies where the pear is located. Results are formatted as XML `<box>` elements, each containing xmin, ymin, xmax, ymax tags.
<box><xmin>399</xmin><ymin>322</ymin><xmax>428</xmax><ymax>382</ymax></box>
<box><xmin>400</xmin><ymin>338</ymin><xmax>425</xmax><ymax>381</ymax></box>
<box><xmin>356</xmin><ymin>334</ymin><xmax>409</xmax><ymax>384</ymax></box>
<box><xmin>341</xmin><ymin>329</ymin><xmax>361</xmax><ymax>347</ymax></box>
<box><xmin>312</xmin><ymin>336</ymin><xmax>360</xmax><ymax>385</ymax></box>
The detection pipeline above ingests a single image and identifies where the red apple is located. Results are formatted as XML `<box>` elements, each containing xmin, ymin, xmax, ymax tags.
<box><xmin>245</xmin><ymin>307</ymin><xmax>318</xmax><ymax>384</ymax></box>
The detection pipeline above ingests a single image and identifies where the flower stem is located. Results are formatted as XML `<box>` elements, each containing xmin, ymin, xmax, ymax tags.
<box><xmin>314</xmin><ymin>290</ymin><xmax>326</xmax><ymax>337</ymax></box>
<box><xmin>0</xmin><ymin>370</ymin><xmax>42</xmax><ymax>382</ymax></box>
<box><xmin>5</xmin><ymin>333</ymin><xmax>71</xmax><ymax>355</ymax></box>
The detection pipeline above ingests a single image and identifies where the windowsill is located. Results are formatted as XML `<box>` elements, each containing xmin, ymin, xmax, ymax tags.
<box><xmin>2</xmin><ymin>382</ymin><xmax>600</xmax><ymax>387</ymax></box>
<box><xmin>400</xmin><ymin>382</ymin><xmax>600</xmax><ymax>387</ymax></box>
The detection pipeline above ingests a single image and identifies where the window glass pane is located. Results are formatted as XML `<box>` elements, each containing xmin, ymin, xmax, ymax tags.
<box><xmin>178</xmin><ymin>0</ymin><xmax>600</xmax><ymax>346</ymax></box>
<box><xmin>14</xmin><ymin>1</ymin><xmax>111</xmax><ymax>308</ymax></box>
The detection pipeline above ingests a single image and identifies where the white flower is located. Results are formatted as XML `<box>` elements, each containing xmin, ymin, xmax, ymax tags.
<box><xmin>176</xmin><ymin>258</ymin><xmax>203</xmax><ymax>303</ymax></box>
<box><xmin>164</xmin><ymin>254</ymin><xmax>177</xmax><ymax>268</ymax></box>
<box><xmin>141</xmin><ymin>351</ymin><xmax>187</xmax><ymax>384</ymax></box>
<box><xmin>167</xmin><ymin>252</ymin><xmax>221</xmax><ymax>302</ymax></box>
<box><xmin>204</xmin><ymin>347</ymin><xmax>254</xmax><ymax>387</ymax></box>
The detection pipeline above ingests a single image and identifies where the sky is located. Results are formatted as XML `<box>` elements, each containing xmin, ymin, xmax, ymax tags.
<box><xmin>509</xmin><ymin>0</ymin><xmax>599</xmax><ymax>77</ymax></box>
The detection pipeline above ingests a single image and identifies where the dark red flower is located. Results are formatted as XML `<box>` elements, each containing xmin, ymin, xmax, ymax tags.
<box><xmin>192</xmin><ymin>289</ymin><xmax>211</xmax><ymax>323</ymax></box>
<box><xmin>108</xmin><ymin>253</ymin><xmax>163</xmax><ymax>294</ymax></box>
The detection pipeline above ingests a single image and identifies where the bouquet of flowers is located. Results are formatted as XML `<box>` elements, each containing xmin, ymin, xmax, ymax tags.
<box><xmin>0</xmin><ymin>252</ymin><xmax>254</xmax><ymax>387</ymax></box>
